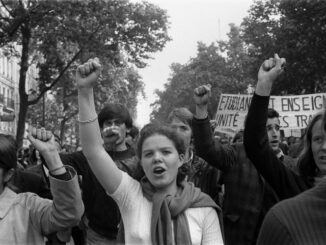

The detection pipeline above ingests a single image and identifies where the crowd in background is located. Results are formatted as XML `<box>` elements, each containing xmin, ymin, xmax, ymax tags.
<box><xmin>1</xmin><ymin>54</ymin><xmax>326</xmax><ymax>244</ymax></box>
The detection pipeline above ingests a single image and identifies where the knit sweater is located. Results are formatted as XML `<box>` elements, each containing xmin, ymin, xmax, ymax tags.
<box><xmin>257</xmin><ymin>178</ymin><xmax>326</xmax><ymax>245</ymax></box>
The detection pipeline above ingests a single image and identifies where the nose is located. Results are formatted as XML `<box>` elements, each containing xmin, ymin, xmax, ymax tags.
<box><xmin>153</xmin><ymin>151</ymin><xmax>163</xmax><ymax>163</ymax></box>
<box><xmin>321</xmin><ymin>139</ymin><xmax>326</xmax><ymax>150</ymax></box>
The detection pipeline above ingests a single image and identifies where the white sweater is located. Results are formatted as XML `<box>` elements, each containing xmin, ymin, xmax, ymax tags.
<box><xmin>110</xmin><ymin>172</ymin><xmax>224</xmax><ymax>245</ymax></box>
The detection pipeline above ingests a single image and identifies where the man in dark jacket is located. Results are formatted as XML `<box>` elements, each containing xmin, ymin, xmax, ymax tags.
<box><xmin>191</xmin><ymin>84</ymin><xmax>296</xmax><ymax>245</ymax></box>
<box><xmin>167</xmin><ymin>107</ymin><xmax>222</xmax><ymax>205</ymax></box>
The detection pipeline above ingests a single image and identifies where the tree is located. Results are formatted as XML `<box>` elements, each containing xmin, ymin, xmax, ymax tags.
<box><xmin>241</xmin><ymin>0</ymin><xmax>326</xmax><ymax>94</ymax></box>
<box><xmin>29</xmin><ymin>58</ymin><xmax>144</xmax><ymax>148</ymax></box>
<box><xmin>0</xmin><ymin>0</ymin><xmax>170</xmax><ymax>148</ymax></box>
<box><xmin>151</xmin><ymin>25</ymin><xmax>255</xmax><ymax>122</ymax></box>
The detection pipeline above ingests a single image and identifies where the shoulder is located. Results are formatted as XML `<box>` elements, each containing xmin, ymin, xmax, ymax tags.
<box><xmin>185</xmin><ymin>206</ymin><xmax>217</xmax><ymax>221</ymax></box>
<box><xmin>267</xmin><ymin>190</ymin><xmax>312</xmax><ymax>223</ymax></box>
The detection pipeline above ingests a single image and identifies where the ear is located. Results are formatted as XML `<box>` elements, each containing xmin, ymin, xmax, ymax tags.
<box><xmin>4</xmin><ymin>168</ymin><xmax>15</xmax><ymax>183</ymax></box>
<box><xmin>178</xmin><ymin>153</ymin><xmax>185</xmax><ymax>167</ymax></box>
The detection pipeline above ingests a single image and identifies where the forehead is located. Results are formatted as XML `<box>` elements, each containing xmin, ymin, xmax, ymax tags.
<box><xmin>170</xmin><ymin>118</ymin><xmax>190</xmax><ymax>127</ymax></box>
<box><xmin>266</xmin><ymin>117</ymin><xmax>280</xmax><ymax>126</ymax></box>
<box><xmin>142</xmin><ymin>134</ymin><xmax>175</xmax><ymax>151</ymax></box>
<box><xmin>103</xmin><ymin>118</ymin><xmax>124</xmax><ymax>123</ymax></box>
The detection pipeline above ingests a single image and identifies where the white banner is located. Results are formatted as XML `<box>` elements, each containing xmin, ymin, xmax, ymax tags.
<box><xmin>214</xmin><ymin>93</ymin><xmax>326</xmax><ymax>134</ymax></box>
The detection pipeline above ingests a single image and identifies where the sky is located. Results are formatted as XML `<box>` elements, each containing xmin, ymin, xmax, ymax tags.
<box><xmin>135</xmin><ymin>0</ymin><xmax>254</xmax><ymax>127</ymax></box>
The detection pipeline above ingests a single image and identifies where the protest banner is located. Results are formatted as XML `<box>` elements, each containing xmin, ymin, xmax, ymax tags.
<box><xmin>214</xmin><ymin>93</ymin><xmax>326</xmax><ymax>136</ymax></box>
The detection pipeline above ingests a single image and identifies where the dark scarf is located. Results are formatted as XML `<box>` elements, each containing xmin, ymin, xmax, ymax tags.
<box><xmin>138</xmin><ymin>177</ymin><xmax>220</xmax><ymax>244</ymax></box>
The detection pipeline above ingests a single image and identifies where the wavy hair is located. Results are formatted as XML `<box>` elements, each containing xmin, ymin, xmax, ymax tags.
<box><xmin>297</xmin><ymin>110</ymin><xmax>325</xmax><ymax>182</ymax></box>
<box><xmin>136</xmin><ymin>123</ymin><xmax>188</xmax><ymax>185</ymax></box>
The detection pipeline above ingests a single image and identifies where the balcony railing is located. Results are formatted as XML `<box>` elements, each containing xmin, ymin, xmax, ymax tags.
<box><xmin>7</xmin><ymin>98</ymin><xmax>14</xmax><ymax>109</ymax></box>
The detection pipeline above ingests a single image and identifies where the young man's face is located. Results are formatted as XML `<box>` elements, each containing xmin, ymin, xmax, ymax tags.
<box><xmin>101</xmin><ymin>118</ymin><xmax>128</xmax><ymax>151</ymax></box>
<box><xmin>266</xmin><ymin>117</ymin><xmax>281</xmax><ymax>151</ymax></box>
<box><xmin>169</xmin><ymin>118</ymin><xmax>192</xmax><ymax>150</ymax></box>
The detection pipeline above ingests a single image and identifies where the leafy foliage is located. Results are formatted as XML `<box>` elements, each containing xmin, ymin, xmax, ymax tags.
<box><xmin>241</xmin><ymin>0</ymin><xmax>326</xmax><ymax>94</ymax></box>
<box><xmin>0</xmin><ymin>0</ymin><xmax>170</xmax><ymax>148</ymax></box>
<box><xmin>151</xmin><ymin>25</ymin><xmax>255</xmax><ymax>122</ymax></box>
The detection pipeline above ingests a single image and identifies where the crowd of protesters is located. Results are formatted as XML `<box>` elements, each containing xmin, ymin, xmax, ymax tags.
<box><xmin>0</xmin><ymin>53</ymin><xmax>326</xmax><ymax>245</ymax></box>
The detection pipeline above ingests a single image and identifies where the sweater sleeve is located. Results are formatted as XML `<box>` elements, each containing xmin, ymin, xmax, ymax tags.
<box><xmin>257</xmin><ymin>209</ymin><xmax>294</xmax><ymax>245</ymax></box>
<box><xmin>29</xmin><ymin>166</ymin><xmax>84</xmax><ymax>235</ymax></box>
<box><xmin>192</xmin><ymin>117</ymin><xmax>237</xmax><ymax>172</ymax></box>
<box><xmin>201</xmin><ymin>208</ymin><xmax>224</xmax><ymax>245</ymax></box>
<box><xmin>243</xmin><ymin>93</ymin><xmax>308</xmax><ymax>199</ymax></box>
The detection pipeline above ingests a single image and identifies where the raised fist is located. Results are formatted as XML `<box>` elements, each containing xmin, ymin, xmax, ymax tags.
<box><xmin>258</xmin><ymin>54</ymin><xmax>286</xmax><ymax>84</ymax></box>
<box><xmin>194</xmin><ymin>84</ymin><xmax>212</xmax><ymax>107</ymax></box>
<box><xmin>28</xmin><ymin>126</ymin><xmax>56</xmax><ymax>154</ymax></box>
<box><xmin>76</xmin><ymin>57</ymin><xmax>102</xmax><ymax>89</ymax></box>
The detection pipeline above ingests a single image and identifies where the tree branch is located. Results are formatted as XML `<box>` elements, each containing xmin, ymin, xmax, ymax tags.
<box><xmin>0</xmin><ymin>0</ymin><xmax>14</xmax><ymax>18</ymax></box>
<box><xmin>28</xmin><ymin>49</ymin><xmax>82</xmax><ymax>105</ymax></box>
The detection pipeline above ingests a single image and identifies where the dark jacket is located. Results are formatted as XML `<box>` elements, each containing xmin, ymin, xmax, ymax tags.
<box><xmin>60</xmin><ymin>147</ymin><xmax>142</xmax><ymax>240</ymax></box>
<box><xmin>185</xmin><ymin>152</ymin><xmax>222</xmax><ymax>205</ymax></box>
<box><xmin>192</xmin><ymin>117</ymin><xmax>279</xmax><ymax>245</ymax></box>
<box><xmin>243</xmin><ymin>93</ymin><xmax>311</xmax><ymax>200</ymax></box>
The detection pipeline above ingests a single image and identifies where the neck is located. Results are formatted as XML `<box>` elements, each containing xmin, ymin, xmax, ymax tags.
<box><xmin>104</xmin><ymin>142</ymin><xmax>127</xmax><ymax>152</ymax></box>
<box><xmin>155</xmin><ymin>180</ymin><xmax>179</xmax><ymax>197</ymax></box>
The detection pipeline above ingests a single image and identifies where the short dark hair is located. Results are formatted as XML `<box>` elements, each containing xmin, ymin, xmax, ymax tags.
<box><xmin>167</xmin><ymin>107</ymin><xmax>193</xmax><ymax>126</ymax></box>
<box><xmin>267</xmin><ymin>108</ymin><xmax>279</xmax><ymax>119</ymax></box>
<box><xmin>0</xmin><ymin>134</ymin><xmax>17</xmax><ymax>171</ymax></box>
<box><xmin>98</xmin><ymin>103</ymin><xmax>133</xmax><ymax>129</ymax></box>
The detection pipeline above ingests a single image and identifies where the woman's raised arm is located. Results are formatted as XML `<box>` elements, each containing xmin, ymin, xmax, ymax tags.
<box><xmin>76</xmin><ymin>58</ymin><xmax>122</xmax><ymax>194</ymax></box>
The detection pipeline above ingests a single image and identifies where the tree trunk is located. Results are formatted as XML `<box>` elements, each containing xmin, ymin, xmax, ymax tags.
<box><xmin>16</xmin><ymin>23</ymin><xmax>30</xmax><ymax>150</ymax></box>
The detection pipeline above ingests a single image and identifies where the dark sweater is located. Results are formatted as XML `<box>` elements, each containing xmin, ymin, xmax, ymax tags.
<box><xmin>243</xmin><ymin>93</ymin><xmax>312</xmax><ymax>200</ymax></box>
<box><xmin>192</xmin><ymin>117</ymin><xmax>279</xmax><ymax>245</ymax></box>
<box><xmin>60</xmin><ymin>147</ymin><xmax>142</xmax><ymax>240</ymax></box>
<box><xmin>257</xmin><ymin>178</ymin><xmax>326</xmax><ymax>245</ymax></box>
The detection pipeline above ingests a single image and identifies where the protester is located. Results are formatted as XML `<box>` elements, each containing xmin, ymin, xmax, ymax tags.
<box><xmin>168</xmin><ymin>107</ymin><xmax>223</xmax><ymax>205</ymax></box>
<box><xmin>257</xmin><ymin>177</ymin><xmax>326</xmax><ymax>244</ymax></box>
<box><xmin>0</xmin><ymin>129</ymin><xmax>83</xmax><ymax>244</ymax></box>
<box><xmin>76</xmin><ymin>58</ymin><xmax>224</xmax><ymax>244</ymax></box>
<box><xmin>191</xmin><ymin>83</ymin><xmax>297</xmax><ymax>245</ymax></box>
<box><xmin>26</xmin><ymin>135</ymin><xmax>79</xmax><ymax>244</ymax></box>
<box><xmin>125</xmin><ymin>125</ymin><xmax>139</xmax><ymax>149</ymax></box>
<box><xmin>243</xmin><ymin>54</ymin><xmax>322</xmax><ymax>201</ymax></box>
<box><xmin>57</xmin><ymin>103</ymin><xmax>142</xmax><ymax>245</ymax></box>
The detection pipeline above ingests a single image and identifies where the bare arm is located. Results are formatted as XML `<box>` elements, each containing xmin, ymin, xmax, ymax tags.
<box><xmin>76</xmin><ymin>58</ymin><xmax>122</xmax><ymax>194</ymax></box>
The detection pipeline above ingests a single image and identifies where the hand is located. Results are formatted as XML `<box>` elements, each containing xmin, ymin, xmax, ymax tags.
<box><xmin>258</xmin><ymin>53</ymin><xmax>286</xmax><ymax>85</ymax></box>
<box><xmin>76</xmin><ymin>57</ymin><xmax>102</xmax><ymax>89</ymax></box>
<box><xmin>28</xmin><ymin>126</ymin><xmax>64</xmax><ymax>173</ymax></box>
<box><xmin>194</xmin><ymin>84</ymin><xmax>212</xmax><ymax>107</ymax></box>
<box><xmin>27</xmin><ymin>126</ymin><xmax>56</xmax><ymax>154</ymax></box>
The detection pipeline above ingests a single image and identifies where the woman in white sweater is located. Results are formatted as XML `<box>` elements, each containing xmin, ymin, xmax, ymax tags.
<box><xmin>76</xmin><ymin>58</ymin><xmax>224</xmax><ymax>245</ymax></box>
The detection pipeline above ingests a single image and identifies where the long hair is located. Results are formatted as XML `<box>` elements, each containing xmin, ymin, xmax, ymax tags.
<box><xmin>297</xmin><ymin>111</ymin><xmax>325</xmax><ymax>182</ymax></box>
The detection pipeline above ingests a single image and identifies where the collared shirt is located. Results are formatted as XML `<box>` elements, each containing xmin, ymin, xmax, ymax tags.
<box><xmin>0</xmin><ymin>167</ymin><xmax>83</xmax><ymax>244</ymax></box>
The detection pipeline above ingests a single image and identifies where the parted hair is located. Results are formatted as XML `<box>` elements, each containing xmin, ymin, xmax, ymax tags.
<box><xmin>98</xmin><ymin>103</ymin><xmax>133</xmax><ymax>129</ymax></box>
